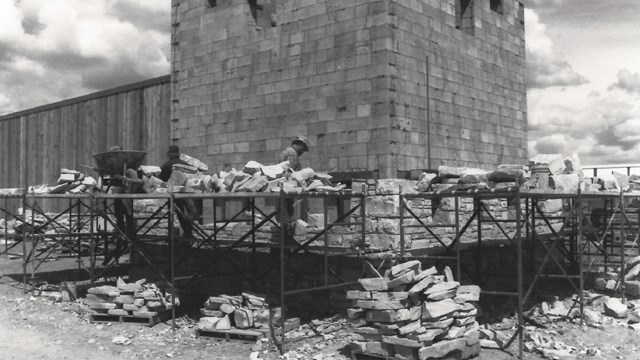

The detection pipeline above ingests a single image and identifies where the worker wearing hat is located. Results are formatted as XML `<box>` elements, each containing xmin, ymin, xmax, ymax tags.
<box><xmin>280</xmin><ymin>135</ymin><xmax>309</xmax><ymax>172</ymax></box>
<box><xmin>159</xmin><ymin>144</ymin><xmax>198</xmax><ymax>239</ymax></box>
<box><xmin>278</xmin><ymin>136</ymin><xmax>310</xmax><ymax>246</ymax></box>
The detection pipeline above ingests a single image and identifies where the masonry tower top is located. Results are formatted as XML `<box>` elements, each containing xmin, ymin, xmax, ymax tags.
<box><xmin>170</xmin><ymin>0</ymin><xmax>527</xmax><ymax>178</ymax></box>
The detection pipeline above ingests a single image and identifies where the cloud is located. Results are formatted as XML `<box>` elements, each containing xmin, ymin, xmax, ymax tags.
<box><xmin>0</xmin><ymin>0</ymin><xmax>171</xmax><ymax>115</ymax></box>
<box><xmin>533</xmin><ymin>134</ymin><xmax>567</xmax><ymax>154</ymax></box>
<box><xmin>525</xmin><ymin>9</ymin><xmax>588</xmax><ymax>88</ymax></box>
<box><xmin>527</xmin><ymin>0</ymin><xmax>564</xmax><ymax>7</ymax></box>
<box><xmin>528</xmin><ymin>84</ymin><xmax>640</xmax><ymax>164</ymax></box>
<box><xmin>609</xmin><ymin>69</ymin><xmax>640</xmax><ymax>94</ymax></box>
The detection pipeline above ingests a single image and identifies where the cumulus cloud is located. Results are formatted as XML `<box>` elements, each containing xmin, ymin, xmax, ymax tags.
<box><xmin>525</xmin><ymin>9</ymin><xmax>588</xmax><ymax>88</ymax></box>
<box><xmin>527</xmin><ymin>0</ymin><xmax>564</xmax><ymax>7</ymax></box>
<box><xmin>609</xmin><ymin>69</ymin><xmax>640</xmax><ymax>94</ymax></box>
<box><xmin>0</xmin><ymin>0</ymin><xmax>170</xmax><ymax>115</ymax></box>
<box><xmin>528</xmin><ymin>85</ymin><xmax>640</xmax><ymax>164</ymax></box>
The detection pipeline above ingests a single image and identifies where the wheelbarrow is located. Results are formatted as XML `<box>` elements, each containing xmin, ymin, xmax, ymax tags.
<box><xmin>82</xmin><ymin>150</ymin><xmax>147</xmax><ymax>190</ymax></box>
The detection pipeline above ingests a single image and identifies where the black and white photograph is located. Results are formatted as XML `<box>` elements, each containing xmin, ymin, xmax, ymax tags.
<box><xmin>0</xmin><ymin>0</ymin><xmax>639</xmax><ymax>359</ymax></box>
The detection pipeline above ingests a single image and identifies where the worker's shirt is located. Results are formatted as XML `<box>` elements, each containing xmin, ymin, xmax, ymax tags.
<box><xmin>158</xmin><ymin>157</ymin><xmax>189</xmax><ymax>182</ymax></box>
<box><xmin>280</xmin><ymin>146</ymin><xmax>301</xmax><ymax>172</ymax></box>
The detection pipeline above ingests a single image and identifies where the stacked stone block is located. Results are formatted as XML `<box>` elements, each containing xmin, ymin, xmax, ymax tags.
<box><xmin>348</xmin><ymin>261</ymin><xmax>481</xmax><ymax>359</ymax></box>
<box><xmin>86</xmin><ymin>278</ymin><xmax>178</xmax><ymax>318</ymax></box>
<box><xmin>197</xmin><ymin>292</ymin><xmax>293</xmax><ymax>332</ymax></box>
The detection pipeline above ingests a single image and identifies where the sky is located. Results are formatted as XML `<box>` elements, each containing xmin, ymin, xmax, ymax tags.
<box><xmin>0</xmin><ymin>0</ymin><xmax>639</xmax><ymax>165</ymax></box>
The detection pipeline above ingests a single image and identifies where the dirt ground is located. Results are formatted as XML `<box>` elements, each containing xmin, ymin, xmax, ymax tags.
<box><xmin>1</xmin><ymin>256</ymin><xmax>640</xmax><ymax>360</ymax></box>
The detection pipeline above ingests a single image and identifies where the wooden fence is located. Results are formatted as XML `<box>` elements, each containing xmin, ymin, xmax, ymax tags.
<box><xmin>0</xmin><ymin>75</ymin><xmax>171</xmax><ymax>189</ymax></box>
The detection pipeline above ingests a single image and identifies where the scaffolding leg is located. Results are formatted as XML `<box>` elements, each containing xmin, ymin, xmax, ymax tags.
<box><xmin>169</xmin><ymin>194</ymin><xmax>176</xmax><ymax>331</ymax></box>
<box><xmin>279</xmin><ymin>189</ymin><xmax>286</xmax><ymax>355</ymax></box>
<box><xmin>516</xmin><ymin>188</ymin><xmax>523</xmax><ymax>359</ymax></box>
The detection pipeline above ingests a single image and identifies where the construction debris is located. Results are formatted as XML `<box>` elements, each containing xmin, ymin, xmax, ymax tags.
<box><xmin>348</xmin><ymin>261</ymin><xmax>480</xmax><ymax>360</ymax></box>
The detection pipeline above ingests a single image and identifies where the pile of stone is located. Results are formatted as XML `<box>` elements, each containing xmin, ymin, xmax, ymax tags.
<box><xmin>26</xmin><ymin>169</ymin><xmax>97</xmax><ymax>195</ymax></box>
<box><xmin>413</xmin><ymin>153</ymin><xmax>640</xmax><ymax>194</ymax></box>
<box><xmin>86</xmin><ymin>278</ymin><xmax>178</xmax><ymax>318</ymax></box>
<box><xmin>218</xmin><ymin>160</ymin><xmax>345</xmax><ymax>193</ymax></box>
<box><xmin>197</xmin><ymin>292</ymin><xmax>290</xmax><ymax>333</ymax></box>
<box><xmin>414</xmin><ymin>165</ymin><xmax>529</xmax><ymax>194</ymax></box>
<box><xmin>348</xmin><ymin>260</ymin><xmax>481</xmax><ymax>360</ymax></box>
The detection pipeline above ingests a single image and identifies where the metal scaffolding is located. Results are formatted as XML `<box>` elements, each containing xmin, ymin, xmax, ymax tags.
<box><xmin>3</xmin><ymin>187</ymin><xmax>640</xmax><ymax>358</ymax></box>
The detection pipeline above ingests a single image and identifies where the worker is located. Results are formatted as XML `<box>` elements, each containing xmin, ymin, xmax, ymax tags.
<box><xmin>279</xmin><ymin>135</ymin><xmax>309</xmax><ymax>172</ymax></box>
<box><xmin>159</xmin><ymin>145</ymin><xmax>197</xmax><ymax>239</ymax></box>
<box><xmin>107</xmin><ymin>145</ymin><xmax>137</xmax><ymax>265</ymax></box>
<box><xmin>278</xmin><ymin>136</ymin><xmax>310</xmax><ymax>244</ymax></box>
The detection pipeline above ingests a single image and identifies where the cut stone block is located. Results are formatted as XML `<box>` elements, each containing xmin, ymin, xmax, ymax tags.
<box><xmin>415</xmin><ymin>267</ymin><xmax>438</xmax><ymax>282</ymax></box>
<box><xmin>233</xmin><ymin>308</ymin><xmax>254</xmax><ymax>329</ymax></box>
<box><xmin>133</xmin><ymin>310</ymin><xmax>158</xmax><ymax>318</ymax></box>
<box><xmin>427</xmin><ymin>289</ymin><xmax>457</xmax><ymax>301</ymax></box>
<box><xmin>366</xmin><ymin>306</ymin><xmax>421</xmax><ymax>323</ymax></box>
<box><xmin>355</xmin><ymin>300</ymin><xmax>407</xmax><ymax>310</ymax></box>
<box><xmin>422</xmin><ymin>299</ymin><xmax>461</xmax><ymax>320</ymax></box>
<box><xmin>220</xmin><ymin>303</ymin><xmax>237</xmax><ymax>314</ymax></box>
<box><xmin>409</xmin><ymin>276</ymin><xmax>439</xmax><ymax>294</ymax></box>
<box><xmin>391</xmin><ymin>261</ymin><xmax>421</xmax><ymax>278</ymax></box>
<box><xmin>90</xmin><ymin>303</ymin><xmax>117</xmax><ymax>310</ymax></box>
<box><xmin>115</xmin><ymin>295</ymin><xmax>135</xmax><ymax>305</ymax></box>
<box><xmin>444</xmin><ymin>266</ymin><xmax>454</xmax><ymax>282</ymax></box>
<box><xmin>408</xmin><ymin>328</ymin><xmax>445</xmax><ymax>343</ymax></box>
<box><xmin>365</xmin><ymin>341</ymin><xmax>394</xmax><ymax>357</ymax></box>
<box><xmin>347</xmin><ymin>308</ymin><xmax>365</xmax><ymax>320</ymax></box>
<box><xmin>123</xmin><ymin>304</ymin><xmax>142</xmax><ymax>311</ymax></box>
<box><xmin>242</xmin><ymin>292</ymin><xmax>267</xmax><ymax>307</ymax></box>
<box><xmin>387</xmin><ymin>271</ymin><xmax>416</xmax><ymax>289</ymax></box>
<box><xmin>346</xmin><ymin>290</ymin><xmax>371</xmax><ymax>300</ymax></box>
<box><xmin>382</xmin><ymin>335</ymin><xmax>423</xmax><ymax>348</ymax></box>
<box><xmin>604</xmin><ymin>298</ymin><xmax>628</xmax><ymax>318</ymax></box>
<box><xmin>372</xmin><ymin>292</ymin><xmax>409</xmax><ymax>301</ymax></box>
<box><xmin>418</xmin><ymin>338</ymin><xmax>466</xmax><ymax>360</ymax></box>
<box><xmin>465</xmin><ymin>330</ymin><xmax>480</xmax><ymax>346</ymax></box>
<box><xmin>453</xmin><ymin>316</ymin><xmax>476</xmax><ymax>327</ymax></box>
<box><xmin>424</xmin><ymin>282</ymin><xmax>460</xmax><ymax>296</ymax></box>
<box><xmin>422</xmin><ymin>318</ymin><xmax>454</xmax><ymax>329</ymax></box>
<box><xmin>88</xmin><ymin>286</ymin><xmax>120</xmax><ymax>296</ymax></box>
<box><xmin>444</xmin><ymin>326</ymin><xmax>466</xmax><ymax>339</ymax></box>
<box><xmin>197</xmin><ymin>316</ymin><xmax>221</xmax><ymax>330</ymax></box>
<box><xmin>215</xmin><ymin>315</ymin><xmax>231</xmax><ymax>330</ymax></box>
<box><xmin>351</xmin><ymin>341</ymin><xmax>367</xmax><ymax>353</ymax></box>
<box><xmin>480</xmin><ymin>339</ymin><xmax>502</xmax><ymax>349</ymax></box>
<box><xmin>398</xmin><ymin>320</ymin><xmax>422</xmax><ymax>336</ymax></box>
<box><xmin>108</xmin><ymin>309</ymin><xmax>130</xmax><ymax>316</ymax></box>
<box><xmin>86</xmin><ymin>294</ymin><xmax>115</xmax><ymax>304</ymax></box>
<box><xmin>359</xmin><ymin>278</ymin><xmax>389</xmax><ymax>291</ymax></box>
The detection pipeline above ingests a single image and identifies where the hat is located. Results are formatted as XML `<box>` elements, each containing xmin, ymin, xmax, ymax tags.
<box><xmin>109</xmin><ymin>145</ymin><xmax>122</xmax><ymax>151</ymax></box>
<box><xmin>292</xmin><ymin>136</ymin><xmax>310</xmax><ymax>152</ymax></box>
<box><xmin>167</xmin><ymin>145</ymin><xmax>180</xmax><ymax>155</ymax></box>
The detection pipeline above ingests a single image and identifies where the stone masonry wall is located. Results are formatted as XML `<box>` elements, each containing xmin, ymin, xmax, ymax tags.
<box><xmin>172</xmin><ymin>0</ymin><xmax>395</xmax><ymax>176</ymax></box>
<box><xmin>388</xmin><ymin>0</ymin><xmax>527</xmax><ymax>170</ymax></box>
<box><xmin>171</xmin><ymin>0</ymin><xmax>527</xmax><ymax>178</ymax></box>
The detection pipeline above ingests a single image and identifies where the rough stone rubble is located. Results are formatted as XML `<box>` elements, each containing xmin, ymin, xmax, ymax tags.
<box><xmin>347</xmin><ymin>261</ymin><xmax>481</xmax><ymax>360</ymax></box>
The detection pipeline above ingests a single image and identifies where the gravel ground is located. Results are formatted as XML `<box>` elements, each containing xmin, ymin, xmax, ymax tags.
<box><xmin>1</xmin><ymin>255</ymin><xmax>640</xmax><ymax>360</ymax></box>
